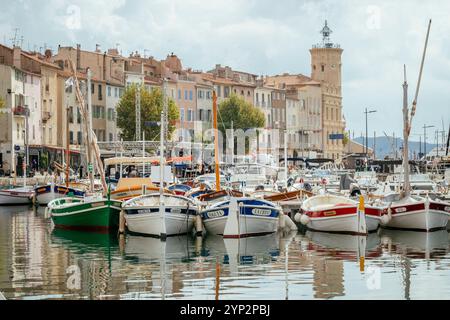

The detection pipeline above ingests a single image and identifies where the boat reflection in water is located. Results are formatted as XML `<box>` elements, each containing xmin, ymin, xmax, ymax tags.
<box><xmin>122</xmin><ymin>235</ymin><xmax>198</xmax><ymax>300</ymax></box>
<box><xmin>203</xmin><ymin>233</ymin><xmax>281</xmax><ymax>273</ymax></box>
<box><xmin>304</xmin><ymin>231</ymin><xmax>382</xmax><ymax>261</ymax></box>
<box><xmin>380</xmin><ymin>229</ymin><xmax>449</xmax><ymax>259</ymax></box>
<box><xmin>0</xmin><ymin>205</ymin><xmax>33</xmax><ymax>215</ymax></box>
<box><xmin>124</xmin><ymin>235</ymin><xmax>196</xmax><ymax>262</ymax></box>
<box><xmin>51</xmin><ymin>229</ymin><xmax>119</xmax><ymax>252</ymax></box>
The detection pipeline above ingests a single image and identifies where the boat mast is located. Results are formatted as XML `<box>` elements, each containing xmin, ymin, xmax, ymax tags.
<box><xmin>65</xmin><ymin>105</ymin><xmax>70</xmax><ymax>187</ymax></box>
<box><xmin>402</xmin><ymin>65</ymin><xmax>410</xmax><ymax>197</ymax></box>
<box><xmin>402</xmin><ymin>19</ymin><xmax>431</xmax><ymax>198</ymax></box>
<box><xmin>86</xmin><ymin>68</ymin><xmax>95</xmax><ymax>192</ymax></box>
<box><xmin>212</xmin><ymin>90</ymin><xmax>221</xmax><ymax>191</ymax></box>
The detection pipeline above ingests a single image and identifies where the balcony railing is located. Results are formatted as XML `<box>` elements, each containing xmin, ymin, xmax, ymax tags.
<box><xmin>13</xmin><ymin>106</ymin><xmax>28</xmax><ymax>116</ymax></box>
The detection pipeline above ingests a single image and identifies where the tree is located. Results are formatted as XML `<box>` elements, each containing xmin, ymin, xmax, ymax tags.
<box><xmin>116</xmin><ymin>84</ymin><xmax>179</xmax><ymax>141</ymax></box>
<box><xmin>218</xmin><ymin>94</ymin><xmax>265</xmax><ymax>134</ymax></box>
<box><xmin>218</xmin><ymin>94</ymin><xmax>265</xmax><ymax>154</ymax></box>
<box><xmin>343</xmin><ymin>131</ymin><xmax>350</xmax><ymax>146</ymax></box>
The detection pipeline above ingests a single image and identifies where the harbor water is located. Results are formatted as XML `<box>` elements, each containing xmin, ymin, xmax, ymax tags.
<box><xmin>0</xmin><ymin>205</ymin><xmax>449</xmax><ymax>300</ymax></box>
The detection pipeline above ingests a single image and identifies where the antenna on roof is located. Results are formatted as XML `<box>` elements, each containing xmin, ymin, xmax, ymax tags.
<box><xmin>10</xmin><ymin>28</ymin><xmax>19</xmax><ymax>47</ymax></box>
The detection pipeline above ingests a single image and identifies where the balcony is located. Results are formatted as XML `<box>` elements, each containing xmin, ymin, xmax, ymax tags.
<box><xmin>42</xmin><ymin>111</ymin><xmax>51</xmax><ymax>122</ymax></box>
<box><xmin>13</xmin><ymin>106</ymin><xmax>28</xmax><ymax>117</ymax></box>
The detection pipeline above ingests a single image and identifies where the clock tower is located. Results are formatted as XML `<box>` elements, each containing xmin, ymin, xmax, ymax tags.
<box><xmin>310</xmin><ymin>21</ymin><xmax>346</xmax><ymax>160</ymax></box>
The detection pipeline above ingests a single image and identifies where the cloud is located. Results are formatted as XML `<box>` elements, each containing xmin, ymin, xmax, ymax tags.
<box><xmin>0</xmin><ymin>0</ymin><xmax>449</xmax><ymax>136</ymax></box>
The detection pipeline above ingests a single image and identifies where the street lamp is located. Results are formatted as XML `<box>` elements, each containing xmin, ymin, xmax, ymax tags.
<box><xmin>423</xmin><ymin>124</ymin><xmax>434</xmax><ymax>159</ymax></box>
<box><xmin>364</xmin><ymin>108</ymin><xmax>377</xmax><ymax>159</ymax></box>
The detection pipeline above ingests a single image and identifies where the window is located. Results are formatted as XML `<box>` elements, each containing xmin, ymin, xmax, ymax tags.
<box><xmin>178</xmin><ymin>89</ymin><xmax>181</xmax><ymax>100</ymax></box>
<box><xmin>184</xmin><ymin>90</ymin><xmax>188</xmax><ymax>100</ymax></box>
<box><xmin>207</xmin><ymin>110</ymin><xmax>211</xmax><ymax>121</ymax></box>
<box><xmin>49</xmin><ymin>127</ymin><xmax>52</xmax><ymax>144</ymax></box>
<box><xmin>109</xmin><ymin>133</ymin><xmax>113</xmax><ymax>142</ymax></box>
<box><xmin>114</xmin><ymin>87</ymin><xmax>118</xmax><ymax>97</ymax></box>
<box><xmin>256</xmin><ymin>93</ymin><xmax>259</xmax><ymax>102</ymax></box>
<box><xmin>224</xmin><ymin>87</ymin><xmax>230</xmax><ymax>98</ymax></box>
<box><xmin>180</xmin><ymin>109</ymin><xmax>185</xmax><ymax>121</ymax></box>
<box><xmin>107</xmin><ymin>86</ymin><xmax>111</xmax><ymax>97</ymax></box>
<box><xmin>189</xmin><ymin>90</ymin><xmax>193</xmax><ymax>100</ymax></box>
<box><xmin>68</xmin><ymin>106</ymin><xmax>74</xmax><ymax>123</ymax></box>
<box><xmin>199</xmin><ymin>109</ymin><xmax>203</xmax><ymax>121</ymax></box>
<box><xmin>77</xmin><ymin>132</ymin><xmax>82</xmax><ymax>144</ymax></box>
<box><xmin>69</xmin><ymin>131</ymin><xmax>74</xmax><ymax>144</ymax></box>
<box><xmin>321</xmin><ymin>65</ymin><xmax>325</xmax><ymax>72</ymax></box>
<box><xmin>77</xmin><ymin>107</ymin><xmax>81</xmax><ymax>123</ymax></box>
<box><xmin>32</xmin><ymin>125</ymin><xmax>35</xmax><ymax>140</ymax></box>
<box><xmin>187</xmin><ymin>109</ymin><xmax>192</xmax><ymax>121</ymax></box>
<box><xmin>217</xmin><ymin>86</ymin><xmax>221</xmax><ymax>97</ymax></box>
<box><xmin>98</xmin><ymin>84</ymin><xmax>102</xmax><ymax>100</ymax></box>
<box><xmin>91</xmin><ymin>83</ymin><xmax>95</xmax><ymax>94</ymax></box>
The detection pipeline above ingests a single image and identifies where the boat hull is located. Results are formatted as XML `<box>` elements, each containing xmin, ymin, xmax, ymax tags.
<box><xmin>123</xmin><ymin>194</ymin><xmax>198</xmax><ymax>237</ymax></box>
<box><xmin>50</xmin><ymin>199</ymin><xmax>122</xmax><ymax>232</ymax></box>
<box><xmin>0</xmin><ymin>189</ymin><xmax>33</xmax><ymax>205</ymax></box>
<box><xmin>125</xmin><ymin>209</ymin><xmax>196</xmax><ymax>236</ymax></box>
<box><xmin>383</xmin><ymin>201</ymin><xmax>450</xmax><ymax>231</ymax></box>
<box><xmin>202</xmin><ymin>198</ymin><xmax>280</xmax><ymax>237</ymax></box>
<box><xmin>35</xmin><ymin>185</ymin><xmax>85</xmax><ymax>205</ymax></box>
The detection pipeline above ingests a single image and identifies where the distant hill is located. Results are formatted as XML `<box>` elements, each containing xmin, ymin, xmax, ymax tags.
<box><xmin>353</xmin><ymin>136</ymin><xmax>437</xmax><ymax>159</ymax></box>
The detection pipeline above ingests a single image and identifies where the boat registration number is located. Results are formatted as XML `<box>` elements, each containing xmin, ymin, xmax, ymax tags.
<box><xmin>207</xmin><ymin>210</ymin><xmax>225</xmax><ymax>218</ymax></box>
<box><xmin>252</xmin><ymin>208</ymin><xmax>272</xmax><ymax>216</ymax></box>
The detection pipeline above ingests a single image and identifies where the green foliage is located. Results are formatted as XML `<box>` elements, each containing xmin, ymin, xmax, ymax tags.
<box><xmin>343</xmin><ymin>131</ymin><xmax>350</xmax><ymax>146</ymax></box>
<box><xmin>39</xmin><ymin>151</ymin><xmax>49</xmax><ymax>170</ymax></box>
<box><xmin>0</xmin><ymin>96</ymin><xmax>5</xmax><ymax>109</ymax></box>
<box><xmin>217</xmin><ymin>94</ymin><xmax>265</xmax><ymax>134</ymax></box>
<box><xmin>116</xmin><ymin>84</ymin><xmax>179</xmax><ymax>141</ymax></box>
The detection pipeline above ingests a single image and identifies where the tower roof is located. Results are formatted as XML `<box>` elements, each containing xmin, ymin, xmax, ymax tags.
<box><xmin>313</xmin><ymin>20</ymin><xmax>340</xmax><ymax>49</ymax></box>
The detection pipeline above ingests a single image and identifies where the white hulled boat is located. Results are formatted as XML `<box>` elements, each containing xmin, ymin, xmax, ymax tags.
<box><xmin>0</xmin><ymin>186</ymin><xmax>34</xmax><ymax>205</ymax></box>
<box><xmin>201</xmin><ymin>197</ymin><xmax>281</xmax><ymax>237</ymax></box>
<box><xmin>299</xmin><ymin>194</ymin><xmax>369</xmax><ymax>235</ymax></box>
<box><xmin>123</xmin><ymin>193</ymin><xmax>198</xmax><ymax>236</ymax></box>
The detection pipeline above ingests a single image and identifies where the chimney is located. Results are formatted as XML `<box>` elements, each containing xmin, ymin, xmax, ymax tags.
<box><xmin>44</xmin><ymin>49</ymin><xmax>52</xmax><ymax>60</ymax></box>
<box><xmin>13</xmin><ymin>46</ymin><xmax>21</xmax><ymax>69</ymax></box>
<box><xmin>95</xmin><ymin>44</ymin><xmax>101</xmax><ymax>53</ymax></box>
<box><xmin>76</xmin><ymin>44</ymin><xmax>81</xmax><ymax>70</ymax></box>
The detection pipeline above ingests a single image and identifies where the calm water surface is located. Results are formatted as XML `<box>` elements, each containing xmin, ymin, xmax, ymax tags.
<box><xmin>0</xmin><ymin>206</ymin><xmax>449</xmax><ymax>300</ymax></box>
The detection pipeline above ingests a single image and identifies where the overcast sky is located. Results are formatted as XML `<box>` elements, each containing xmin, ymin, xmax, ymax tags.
<box><xmin>1</xmin><ymin>0</ymin><xmax>449</xmax><ymax>142</ymax></box>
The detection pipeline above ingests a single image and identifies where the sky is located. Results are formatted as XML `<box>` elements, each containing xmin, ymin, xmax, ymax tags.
<box><xmin>1</xmin><ymin>0</ymin><xmax>449</xmax><ymax>142</ymax></box>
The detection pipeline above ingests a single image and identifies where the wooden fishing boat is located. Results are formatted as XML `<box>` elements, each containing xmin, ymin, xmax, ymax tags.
<box><xmin>48</xmin><ymin>195</ymin><xmax>122</xmax><ymax>232</ymax></box>
<box><xmin>123</xmin><ymin>193</ymin><xmax>198</xmax><ymax>237</ymax></box>
<box><xmin>201</xmin><ymin>197</ymin><xmax>281</xmax><ymax>237</ymax></box>
<box><xmin>35</xmin><ymin>183</ymin><xmax>86</xmax><ymax>205</ymax></box>
<box><xmin>110</xmin><ymin>177</ymin><xmax>172</xmax><ymax>201</ymax></box>
<box><xmin>0</xmin><ymin>186</ymin><xmax>34</xmax><ymax>205</ymax></box>
<box><xmin>299</xmin><ymin>194</ymin><xmax>368</xmax><ymax>235</ymax></box>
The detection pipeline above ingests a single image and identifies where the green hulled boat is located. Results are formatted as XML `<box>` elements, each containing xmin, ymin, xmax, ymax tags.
<box><xmin>48</xmin><ymin>196</ymin><xmax>122</xmax><ymax>232</ymax></box>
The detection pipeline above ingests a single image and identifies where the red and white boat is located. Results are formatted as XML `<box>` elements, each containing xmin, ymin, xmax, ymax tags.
<box><xmin>0</xmin><ymin>186</ymin><xmax>34</xmax><ymax>205</ymax></box>
<box><xmin>373</xmin><ymin>194</ymin><xmax>450</xmax><ymax>232</ymax></box>
<box><xmin>299</xmin><ymin>194</ymin><xmax>370</xmax><ymax>235</ymax></box>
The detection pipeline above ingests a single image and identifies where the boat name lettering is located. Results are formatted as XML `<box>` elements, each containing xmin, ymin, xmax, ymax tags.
<box><xmin>323</xmin><ymin>210</ymin><xmax>336</xmax><ymax>216</ymax></box>
<box><xmin>252</xmin><ymin>208</ymin><xmax>272</xmax><ymax>216</ymax></box>
<box><xmin>395</xmin><ymin>207</ymin><xmax>407</xmax><ymax>213</ymax></box>
<box><xmin>207</xmin><ymin>210</ymin><xmax>225</xmax><ymax>218</ymax></box>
